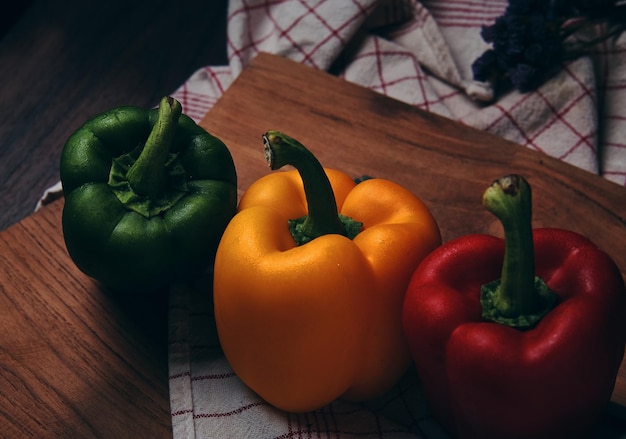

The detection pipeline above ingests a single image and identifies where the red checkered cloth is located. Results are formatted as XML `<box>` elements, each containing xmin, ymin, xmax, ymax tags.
<box><xmin>172</xmin><ymin>0</ymin><xmax>626</xmax><ymax>186</ymax></box>
<box><xmin>168</xmin><ymin>1</ymin><xmax>626</xmax><ymax>438</ymax></box>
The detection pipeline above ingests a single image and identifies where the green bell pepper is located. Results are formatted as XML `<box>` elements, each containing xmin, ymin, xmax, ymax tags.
<box><xmin>60</xmin><ymin>96</ymin><xmax>237</xmax><ymax>291</ymax></box>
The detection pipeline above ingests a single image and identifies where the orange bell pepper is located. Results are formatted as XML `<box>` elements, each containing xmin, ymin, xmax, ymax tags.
<box><xmin>213</xmin><ymin>131</ymin><xmax>441</xmax><ymax>412</ymax></box>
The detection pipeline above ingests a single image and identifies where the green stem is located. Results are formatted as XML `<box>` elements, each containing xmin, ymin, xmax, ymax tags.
<box><xmin>126</xmin><ymin>96</ymin><xmax>182</xmax><ymax>199</ymax></box>
<box><xmin>480</xmin><ymin>175</ymin><xmax>557</xmax><ymax>329</ymax></box>
<box><xmin>262</xmin><ymin>131</ymin><xmax>354</xmax><ymax>244</ymax></box>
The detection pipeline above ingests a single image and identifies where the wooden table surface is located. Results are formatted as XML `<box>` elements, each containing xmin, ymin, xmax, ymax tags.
<box><xmin>0</xmin><ymin>0</ymin><xmax>228</xmax><ymax>232</ymax></box>
<box><xmin>0</xmin><ymin>0</ymin><xmax>227</xmax><ymax>437</ymax></box>
<box><xmin>1</xmin><ymin>2</ymin><xmax>626</xmax><ymax>437</ymax></box>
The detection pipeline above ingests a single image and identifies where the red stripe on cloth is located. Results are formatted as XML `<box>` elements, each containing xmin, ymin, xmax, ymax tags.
<box><xmin>373</xmin><ymin>37</ymin><xmax>387</xmax><ymax>95</ymax></box>
<box><xmin>194</xmin><ymin>402</ymin><xmax>267</xmax><ymax>419</ymax></box>
<box><xmin>298</xmin><ymin>0</ymin><xmax>372</xmax><ymax>66</ymax></box>
<box><xmin>171</xmin><ymin>409</ymin><xmax>194</xmax><ymax>417</ymax></box>
<box><xmin>265</xmin><ymin>1</ymin><xmax>323</xmax><ymax>68</ymax></box>
<box><xmin>423</xmin><ymin>0</ymin><xmax>505</xmax><ymax>27</ymax></box>
<box><xmin>484</xmin><ymin>93</ymin><xmax>540</xmax><ymax>149</ymax></box>
<box><xmin>191</xmin><ymin>372</ymin><xmax>237</xmax><ymax>381</ymax></box>
<box><xmin>169</xmin><ymin>371</ymin><xmax>191</xmax><ymax>380</ymax></box>
<box><xmin>227</xmin><ymin>0</ymin><xmax>282</xmax><ymax>67</ymax></box>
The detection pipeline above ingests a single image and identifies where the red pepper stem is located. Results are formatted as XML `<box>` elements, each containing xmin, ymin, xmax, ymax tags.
<box><xmin>126</xmin><ymin>96</ymin><xmax>182</xmax><ymax>199</ymax></box>
<box><xmin>480</xmin><ymin>175</ymin><xmax>556</xmax><ymax>329</ymax></box>
<box><xmin>262</xmin><ymin>131</ymin><xmax>347</xmax><ymax>242</ymax></box>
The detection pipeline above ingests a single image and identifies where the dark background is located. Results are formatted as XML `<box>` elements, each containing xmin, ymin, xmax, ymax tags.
<box><xmin>0</xmin><ymin>0</ymin><xmax>228</xmax><ymax>231</ymax></box>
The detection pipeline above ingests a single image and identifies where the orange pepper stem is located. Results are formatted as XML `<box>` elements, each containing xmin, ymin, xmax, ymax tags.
<box><xmin>262</xmin><ymin>131</ymin><xmax>358</xmax><ymax>245</ymax></box>
<box><xmin>126</xmin><ymin>96</ymin><xmax>182</xmax><ymax>199</ymax></box>
<box><xmin>480</xmin><ymin>175</ymin><xmax>557</xmax><ymax>329</ymax></box>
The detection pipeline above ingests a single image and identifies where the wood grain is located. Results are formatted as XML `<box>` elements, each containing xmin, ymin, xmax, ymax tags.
<box><xmin>0</xmin><ymin>200</ymin><xmax>172</xmax><ymax>437</ymax></box>
<box><xmin>1</xmin><ymin>51</ymin><xmax>625</xmax><ymax>437</ymax></box>
<box><xmin>200</xmin><ymin>53</ymin><xmax>626</xmax><ymax>406</ymax></box>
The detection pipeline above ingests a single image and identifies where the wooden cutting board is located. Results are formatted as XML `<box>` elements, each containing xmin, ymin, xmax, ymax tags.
<box><xmin>0</xmin><ymin>52</ymin><xmax>624</xmax><ymax>437</ymax></box>
<box><xmin>200</xmin><ymin>53</ymin><xmax>626</xmax><ymax>406</ymax></box>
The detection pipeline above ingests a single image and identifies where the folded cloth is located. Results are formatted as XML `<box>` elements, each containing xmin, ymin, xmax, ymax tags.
<box><xmin>166</xmin><ymin>1</ymin><xmax>626</xmax><ymax>438</ymax></box>
<box><xmin>173</xmin><ymin>0</ymin><xmax>626</xmax><ymax>186</ymax></box>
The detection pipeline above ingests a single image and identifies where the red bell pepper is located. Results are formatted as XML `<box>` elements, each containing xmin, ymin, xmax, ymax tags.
<box><xmin>402</xmin><ymin>174</ymin><xmax>626</xmax><ymax>439</ymax></box>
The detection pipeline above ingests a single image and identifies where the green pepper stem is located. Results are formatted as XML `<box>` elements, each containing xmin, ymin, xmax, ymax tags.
<box><xmin>480</xmin><ymin>175</ymin><xmax>557</xmax><ymax>329</ymax></box>
<box><xmin>262</xmin><ymin>131</ymin><xmax>347</xmax><ymax>241</ymax></box>
<box><xmin>126</xmin><ymin>96</ymin><xmax>182</xmax><ymax>199</ymax></box>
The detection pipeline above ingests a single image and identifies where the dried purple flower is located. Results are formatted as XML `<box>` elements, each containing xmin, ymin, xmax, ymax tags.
<box><xmin>471</xmin><ymin>0</ymin><xmax>626</xmax><ymax>99</ymax></box>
